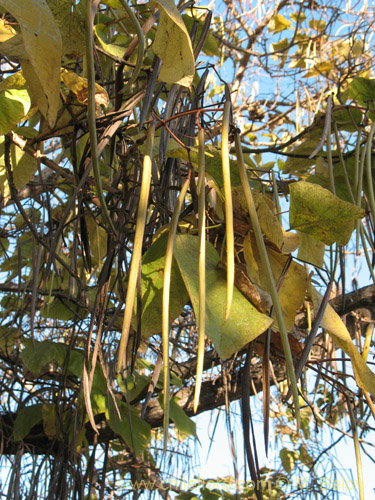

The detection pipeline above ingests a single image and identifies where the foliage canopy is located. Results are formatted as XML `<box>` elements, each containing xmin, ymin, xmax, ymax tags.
<box><xmin>0</xmin><ymin>0</ymin><xmax>374</xmax><ymax>498</ymax></box>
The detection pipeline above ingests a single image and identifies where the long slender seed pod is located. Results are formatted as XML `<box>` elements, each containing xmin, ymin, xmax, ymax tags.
<box><xmin>194</xmin><ymin>128</ymin><xmax>206</xmax><ymax>413</ymax></box>
<box><xmin>362</xmin><ymin>324</ymin><xmax>375</xmax><ymax>419</ymax></box>
<box><xmin>366</xmin><ymin>122</ymin><xmax>375</xmax><ymax>220</ymax></box>
<box><xmin>359</xmin><ymin>224</ymin><xmax>375</xmax><ymax>283</ymax></box>
<box><xmin>85</xmin><ymin>0</ymin><xmax>116</xmax><ymax>236</ymax></box>
<box><xmin>271</xmin><ymin>170</ymin><xmax>282</xmax><ymax>224</ymax></box>
<box><xmin>117</xmin><ymin>0</ymin><xmax>145</xmax><ymax>94</ymax></box>
<box><xmin>162</xmin><ymin>176</ymin><xmax>190</xmax><ymax>452</ymax></box>
<box><xmin>347</xmin><ymin>400</ymin><xmax>364</xmax><ymax>500</ymax></box>
<box><xmin>362</xmin><ymin>323</ymin><xmax>373</xmax><ymax>362</ymax></box>
<box><xmin>221</xmin><ymin>101</ymin><xmax>234</xmax><ymax>321</ymax></box>
<box><xmin>234</xmin><ymin>131</ymin><xmax>301</xmax><ymax>429</ymax></box>
<box><xmin>116</xmin><ymin>124</ymin><xmax>155</xmax><ymax>374</ymax></box>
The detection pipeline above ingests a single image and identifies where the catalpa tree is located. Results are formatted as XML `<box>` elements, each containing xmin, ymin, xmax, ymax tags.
<box><xmin>0</xmin><ymin>0</ymin><xmax>374</xmax><ymax>499</ymax></box>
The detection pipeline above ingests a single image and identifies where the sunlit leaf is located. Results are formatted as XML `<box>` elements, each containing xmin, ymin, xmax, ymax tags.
<box><xmin>280</xmin><ymin>447</ymin><xmax>296</xmax><ymax>473</ymax></box>
<box><xmin>0</xmin><ymin>0</ymin><xmax>62</xmax><ymax>127</ymax></box>
<box><xmin>309</xmin><ymin>19</ymin><xmax>326</xmax><ymax>31</ymax></box>
<box><xmin>61</xmin><ymin>69</ymin><xmax>109</xmax><ymax>112</ymax></box>
<box><xmin>0</xmin><ymin>88</ymin><xmax>30</xmax><ymax>135</ymax></box>
<box><xmin>244</xmin><ymin>233</ymin><xmax>306</xmax><ymax>330</ymax></box>
<box><xmin>268</xmin><ymin>14</ymin><xmax>291</xmax><ymax>33</ymax></box>
<box><xmin>297</xmin><ymin>231</ymin><xmax>325</xmax><ymax>267</ymax></box>
<box><xmin>151</xmin><ymin>0</ymin><xmax>195</xmax><ymax>87</ymax></box>
<box><xmin>0</xmin><ymin>17</ymin><xmax>16</xmax><ymax>41</ymax></box>
<box><xmin>311</xmin><ymin>288</ymin><xmax>375</xmax><ymax>396</ymax></box>
<box><xmin>289</xmin><ymin>181</ymin><xmax>365</xmax><ymax>245</ymax></box>
<box><xmin>304</xmin><ymin>61</ymin><xmax>334</xmax><ymax>77</ymax></box>
<box><xmin>271</xmin><ymin>38</ymin><xmax>289</xmax><ymax>53</ymax></box>
<box><xmin>174</xmin><ymin>234</ymin><xmax>273</xmax><ymax>359</ymax></box>
<box><xmin>94</xmin><ymin>24</ymin><xmax>128</xmax><ymax>59</ymax></box>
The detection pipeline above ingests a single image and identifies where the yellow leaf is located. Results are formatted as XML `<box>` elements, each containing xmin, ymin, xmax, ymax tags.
<box><xmin>311</xmin><ymin>288</ymin><xmax>375</xmax><ymax>396</ymax></box>
<box><xmin>304</xmin><ymin>61</ymin><xmax>334</xmax><ymax>78</ymax></box>
<box><xmin>297</xmin><ymin>231</ymin><xmax>325</xmax><ymax>267</ymax></box>
<box><xmin>86</xmin><ymin>217</ymin><xmax>108</xmax><ymax>262</ymax></box>
<box><xmin>47</xmin><ymin>0</ymin><xmax>85</xmax><ymax>59</ymax></box>
<box><xmin>290</xmin><ymin>181</ymin><xmax>365</xmax><ymax>245</ymax></box>
<box><xmin>244</xmin><ymin>233</ymin><xmax>307</xmax><ymax>330</ymax></box>
<box><xmin>42</xmin><ymin>403</ymin><xmax>56</xmax><ymax>439</ymax></box>
<box><xmin>151</xmin><ymin>0</ymin><xmax>195</xmax><ymax>87</ymax></box>
<box><xmin>61</xmin><ymin>69</ymin><xmax>109</xmax><ymax>113</ymax></box>
<box><xmin>268</xmin><ymin>14</ymin><xmax>292</xmax><ymax>33</ymax></box>
<box><xmin>233</xmin><ymin>187</ymin><xmax>299</xmax><ymax>254</ymax></box>
<box><xmin>0</xmin><ymin>0</ymin><xmax>62</xmax><ymax>127</ymax></box>
<box><xmin>0</xmin><ymin>18</ymin><xmax>16</xmax><ymax>42</ymax></box>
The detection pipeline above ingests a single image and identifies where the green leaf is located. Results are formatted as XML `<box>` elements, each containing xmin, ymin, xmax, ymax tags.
<box><xmin>40</xmin><ymin>297</ymin><xmax>88</xmax><ymax>321</ymax></box>
<box><xmin>0</xmin><ymin>326</ymin><xmax>18</xmax><ymax>354</ymax></box>
<box><xmin>22</xmin><ymin>341</ymin><xmax>83</xmax><ymax>377</ymax></box>
<box><xmin>136</xmin><ymin>231</ymin><xmax>189</xmax><ymax>338</ymax></box>
<box><xmin>13</xmin><ymin>404</ymin><xmax>43</xmax><ymax>441</ymax></box>
<box><xmin>94</xmin><ymin>24</ymin><xmax>128</xmax><ymax>59</ymax></box>
<box><xmin>0</xmin><ymin>0</ymin><xmax>62</xmax><ymax>127</ymax></box>
<box><xmin>167</xmin><ymin>144</ymin><xmax>242</xmax><ymax>191</ymax></box>
<box><xmin>159</xmin><ymin>395</ymin><xmax>198</xmax><ymax>441</ymax></box>
<box><xmin>0</xmin><ymin>88</ymin><xmax>30</xmax><ymax>135</ymax></box>
<box><xmin>174</xmin><ymin>234</ymin><xmax>273</xmax><ymax>359</ymax></box>
<box><xmin>106</xmin><ymin>401</ymin><xmax>151</xmax><ymax>456</ymax></box>
<box><xmin>0</xmin><ymin>136</ymin><xmax>38</xmax><ymax>203</ymax></box>
<box><xmin>86</xmin><ymin>216</ymin><xmax>108</xmax><ymax>262</ymax></box>
<box><xmin>282</xmin><ymin>139</ymin><xmax>321</xmax><ymax>174</ymax></box>
<box><xmin>151</xmin><ymin>0</ymin><xmax>195</xmax><ymax>87</ymax></box>
<box><xmin>183</xmin><ymin>13</ymin><xmax>220</xmax><ymax>56</ymax></box>
<box><xmin>280</xmin><ymin>447</ymin><xmax>296</xmax><ymax>473</ymax></box>
<box><xmin>332</xmin><ymin>107</ymin><xmax>362</xmax><ymax>132</ymax></box>
<box><xmin>349</xmin><ymin>77</ymin><xmax>375</xmax><ymax>104</ymax></box>
<box><xmin>289</xmin><ymin>181</ymin><xmax>365</xmax><ymax>245</ymax></box>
